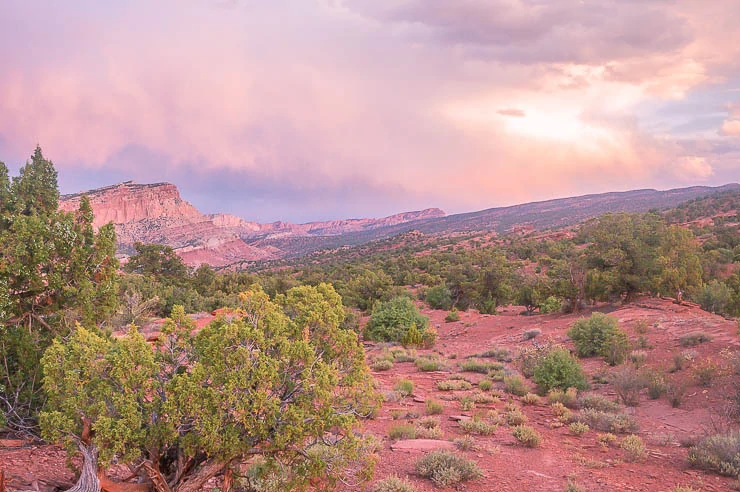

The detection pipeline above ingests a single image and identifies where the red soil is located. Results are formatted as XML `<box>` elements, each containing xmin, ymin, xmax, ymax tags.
<box><xmin>3</xmin><ymin>297</ymin><xmax>739</xmax><ymax>492</ymax></box>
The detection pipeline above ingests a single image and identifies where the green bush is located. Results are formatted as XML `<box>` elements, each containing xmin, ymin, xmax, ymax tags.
<box><xmin>478</xmin><ymin>379</ymin><xmax>493</xmax><ymax>391</ymax></box>
<box><xmin>688</xmin><ymin>432</ymin><xmax>740</xmax><ymax>478</ymax></box>
<box><xmin>568</xmin><ymin>313</ymin><xmax>629</xmax><ymax>365</ymax></box>
<box><xmin>425</xmin><ymin>399</ymin><xmax>444</xmax><ymax>415</ymax></box>
<box><xmin>460</xmin><ymin>359</ymin><xmax>502</xmax><ymax>374</ymax></box>
<box><xmin>415</xmin><ymin>356</ymin><xmax>444</xmax><ymax>372</ymax></box>
<box><xmin>394</xmin><ymin>379</ymin><xmax>414</xmax><ymax>397</ymax></box>
<box><xmin>445</xmin><ymin>309</ymin><xmax>460</xmax><ymax>322</ymax></box>
<box><xmin>504</xmin><ymin>375</ymin><xmax>529</xmax><ymax>396</ymax></box>
<box><xmin>415</xmin><ymin>450</ymin><xmax>483</xmax><ymax>487</ymax></box>
<box><xmin>539</xmin><ymin>296</ymin><xmax>561</xmax><ymax>314</ymax></box>
<box><xmin>532</xmin><ymin>348</ymin><xmax>588</xmax><ymax>392</ymax></box>
<box><xmin>425</xmin><ymin>284</ymin><xmax>454</xmax><ymax>311</ymax></box>
<box><xmin>388</xmin><ymin>423</ymin><xmax>416</xmax><ymax>440</ymax></box>
<box><xmin>364</xmin><ymin>297</ymin><xmax>431</xmax><ymax>345</ymax></box>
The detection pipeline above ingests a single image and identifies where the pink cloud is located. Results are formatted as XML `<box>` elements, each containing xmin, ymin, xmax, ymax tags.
<box><xmin>720</xmin><ymin>120</ymin><xmax>740</xmax><ymax>136</ymax></box>
<box><xmin>0</xmin><ymin>0</ymin><xmax>738</xmax><ymax>220</ymax></box>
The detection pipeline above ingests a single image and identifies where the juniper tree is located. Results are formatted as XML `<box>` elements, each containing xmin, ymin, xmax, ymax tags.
<box><xmin>41</xmin><ymin>284</ymin><xmax>379</xmax><ymax>492</ymax></box>
<box><xmin>0</xmin><ymin>147</ymin><xmax>119</xmax><ymax>433</ymax></box>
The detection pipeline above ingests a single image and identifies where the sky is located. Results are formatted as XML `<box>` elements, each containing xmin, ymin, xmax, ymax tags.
<box><xmin>1</xmin><ymin>0</ymin><xmax>739</xmax><ymax>223</ymax></box>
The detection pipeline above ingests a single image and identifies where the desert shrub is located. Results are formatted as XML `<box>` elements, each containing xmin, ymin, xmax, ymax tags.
<box><xmin>454</xmin><ymin>435</ymin><xmax>476</xmax><ymax>451</ymax></box>
<box><xmin>373</xmin><ymin>475</ymin><xmax>417</xmax><ymax>492</ymax></box>
<box><xmin>598</xmin><ymin>433</ymin><xmax>618</xmax><ymax>448</ymax></box>
<box><xmin>436</xmin><ymin>380</ymin><xmax>472</xmax><ymax>391</ymax></box>
<box><xmin>671</xmin><ymin>487</ymin><xmax>699</xmax><ymax>492</ymax></box>
<box><xmin>532</xmin><ymin>348</ymin><xmax>588</xmax><ymax>392</ymax></box>
<box><xmin>504</xmin><ymin>375</ymin><xmax>529</xmax><ymax>396</ymax></box>
<box><xmin>539</xmin><ymin>296</ymin><xmax>561</xmax><ymax>314</ymax></box>
<box><xmin>568</xmin><ymin>313</ymin><xmax>629</xmax><ymax>365</ymax></box>
<box><xmin>391</xmin><ymin>348</ymin><xmax>417</xmax><ymax>363</ymax></box>
<box><xmin>610</xmin><ymin>366</ymin><xmax>645</xmax><ymax>407</ymax></box>
<box><xmin>522</xmin><ymin>329</ymin><xmax>542</xmax><ymax>340</ymax></box>
<box><xmin>629</xmin><ymin>350</ymin><xmax>648</xmax><ymax>368</ymax></box>
<box><xmin>644</xmin><ymin>370</ymin><xmax>667</xmax><ymax>399</ymax></box>
<box><xmin>634</xmin><ymin>319</ymin><xmax>650</xmax><ymax>334</ymax></box>
<box><xmin>518</xmin><ymin>341</ymin><xmax>556</xmax><ymax>378</ymax></box>
<box><xmin>621</xmin><ymin>435</ymin><xmax>646</xmax><ymax>462</ymax></box>
<box><xmin>478</xmin><ymin>379</ymin><xmax>493</xmax><ymax>391</ymax></box>
<box><xmin>415</xmin><ymin>356</ymin><xmax>444</xmax><ymax>372</ymax></box>
<box><xmin>550</xmin><ymin>402</ymin><xmax>572</xmax><ymax>420</ymax></box>
<box><xmin>505</xmin><ymin>407</ymin><xmax>528</xmax><ymax>426</ymax></box>
<box><xmin>578</xmin><ymin>394</ymin><xmax>619</xmax><ymax>413</ymax></box>
<box><xmin>512</xmin><ymin>425</ymin><xmax>542</xmax><ymax>447</ymax></box>
<box><xmin>372</xmin><ymin>359</ymin><xmax>394</xmax><ymax>371</ymax></box>
<box><xmin>389</xmin><ymin>423</ymin><xmax>416</xmax><ymax>440</ymax></box>
<box><xmin>569</xmin><ymin>422</ymin><xmax>589</xmax><ymax>436</ymax></box>
<box><xmin>634</xmin><ymin>335</ymin><xmax>652</xmax><ymax>349</ymax></box>
<box><xmin>479</xmin><ymin>347</ymin><xmax>512</xmax><ymax>362</ymax></box>
<box><xmin>548</xmin><ymin>387</ymin><xmax>579</xmax><ymax>409</ymax></box>
<box><xmin>565</xmin><ymin>480</ymin><xmax>585</xmax><ymax>492</ymax></box>
<box><xmin>459</xmin><ymin>396</ymin><xmax>475</xmax><ymax>411</ymax></box>
<box><xmin>425</xmin><ymin>284</ymin><xmax>454</xmax><ymax>311</ymax></box>
<box><xmin>364</xmin><ymin>297</ymin><xmax>431</xmax><ymax>345</ymax></box>
<box><xmin>384</xmin><ymin>391</ymin><xmax>404</xmax><ymax>403</ymax></box>
<box><xmin>459</xmin><ymin>418</ymin><xmax>497</xmax><ymax>436</ymax></box>
<box><xmin>444</xmin><ymin>309</ymin><xmax>460</xmax><ymax>323</ymax></box>
<box><xmin>417</xmin><ymin>416</ymin><xmax>440</xmax><ymax>429</ymax></box>
<box><xmin>666</xmin><ymin>378</ymin><xmax>686</xmax><ymax>408</ymax></box>
<box><xmin>688</xmin><ymin>432</ymin><xmax>740</xmax><ymax>478</ymax></box>
<box><xmin>415</xmin><ymin>417</ymin><xmax>443</xmax><ymax>439</ymax></box>
<box><xmin>693</xmin><ymin>359</ymin><xmax>719</xmax><ymax>387</ymax></box>
<box><xmin>679</xmin><ymin>332</ymin><xmax>713</xmax><ymax>347</ymax></box>
<box><xmin>487</xmin><ymin>367</ymin><xmax>505</xmax><ymax>381</ymax></box>
<box><xmin>470</xmin><ymin>392</ymin><xmax>496</xmax><ymax>404</ymax></box>
<box><xmin>394</xmin><ymin>379</ymin><xmax>414</xmax><ymax>397</ymax></box>
<box><xmin>415</xmin><ymin>450</ymin><xmax>483</xmax><ymax>487</ymax></box>
<box><xmin>425</xmin><ymin>399</ymin><xmax>444</xmax><ymax>415</ymax></box>
<box><xmin>460</xmin><ymin>359</ymin><xmax>502</xmax><ymax>374</ymax></box>
<box><xmin>577</xmin><ymin>408</ymin><xmax>638</xmax><ymax>434</ymax></box>
<box><xmin>522</xmin><ymin>393</ymin><xmax>541</xmax><ymax>406</ymax></box>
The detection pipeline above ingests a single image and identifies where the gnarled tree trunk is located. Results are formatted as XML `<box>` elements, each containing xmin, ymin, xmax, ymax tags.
<box><xmin>171</xmin><ymin>461</ymin><xmax>224</xmax><ymax>492</ymax></box>
<box><xmin>65</xmin><ymin>444</ymin><xmax>100</xmax><ymax>492</ymax></box>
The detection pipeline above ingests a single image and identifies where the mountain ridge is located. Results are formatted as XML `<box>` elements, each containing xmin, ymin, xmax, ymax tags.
<box><xmin>59</xmin><ymin>181</ymin><xmax>740</xmax><ymax>267</ymax></box>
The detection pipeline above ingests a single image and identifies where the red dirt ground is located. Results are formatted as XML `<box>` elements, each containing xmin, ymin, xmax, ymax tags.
<box><xmin>3</xmin><ymin>297</ymin><xmax>740</xmax><ymax>492</ymax></box>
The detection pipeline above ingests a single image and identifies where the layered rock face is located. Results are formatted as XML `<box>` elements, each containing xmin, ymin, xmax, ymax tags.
<box><xmin>59</xmin><ymin>181</ymin><xmax>445</xmax><ymax>267</ymax></box>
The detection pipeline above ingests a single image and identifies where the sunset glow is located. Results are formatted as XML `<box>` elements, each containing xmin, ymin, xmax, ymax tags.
<box><xmin>0</xmin><ymin>0</ymin><xmax>738</xmax><ymax>221</ymax></box>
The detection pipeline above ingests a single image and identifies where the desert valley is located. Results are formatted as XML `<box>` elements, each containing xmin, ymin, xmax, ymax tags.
<box><xmin>4</xmin><ymin>1</ymin><xmax>740</xmax><ymax>491</ymax></box>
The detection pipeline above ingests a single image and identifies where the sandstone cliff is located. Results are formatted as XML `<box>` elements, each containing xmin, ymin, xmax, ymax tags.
<box><xmin>59</xmin><ymin>181</ymin><xmax>446</xmax><ymax>267</ymax></box>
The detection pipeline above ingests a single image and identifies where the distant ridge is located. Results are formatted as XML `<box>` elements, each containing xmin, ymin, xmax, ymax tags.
<box><xmin>60</xmin><ymin>182</ymin><xmax>740</xmax><ymax>267</ymax></box>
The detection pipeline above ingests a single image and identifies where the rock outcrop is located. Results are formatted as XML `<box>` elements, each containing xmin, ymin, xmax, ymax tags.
<box><xmin>59</xmin><ymin>181</ymin><xmax>445</xmax><ymax>267</ymax></box>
